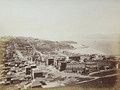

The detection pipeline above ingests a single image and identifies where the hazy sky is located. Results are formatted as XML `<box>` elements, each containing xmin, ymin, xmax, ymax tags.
<box><xmin>0</xmin><ymin>0</ymin><xmax>120</xmax><ymax>41</ymax></box>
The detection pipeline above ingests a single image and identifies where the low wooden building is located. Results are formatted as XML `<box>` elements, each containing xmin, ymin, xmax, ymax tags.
<box><xmin>65</xmin><ymin>62</ymin><xmax>86</xmax><ymax>74</ymax></box>
<box><xmin>26</xmin><ymin>66</ymin><xmax>32</xmax><ymax>75</ymax></box>
<box><xmin>69</xmin><ymin>56</ymin><xmax>80</xmax><ymax>62</ymax></box>
<box><xmin>32</xmin><ymin>69</ymin><xmax>46</xmax><ymax>79</ymax></box>
<box><xmin>46</xmin><ymin>58</ymin><xmax>54</xmax><ymax>65</ymax></box>
<box><xmin>85</xmin><ymin>61</ymin><xmax>98</xmax><ymax>72</ymax></box>
<box><xmin>58</xmin><ymin>61</ymin><xmax>67</xmax><ymax>71</ymax></box>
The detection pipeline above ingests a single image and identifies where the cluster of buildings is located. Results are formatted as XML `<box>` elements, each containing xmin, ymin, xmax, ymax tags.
<box><xmin>46</xmin><ymin>55</ymin><xmax>120</xmax><ymax>74</ymax></box>
<box><xmin>1</xmin><ymin>40</ymin><xmax>47</xmax><ymax>88</ymax></box>
<box><xmin>1</xmin><ymin>38</ymin><xmax>120</xmax><ymax>89</ymax></box>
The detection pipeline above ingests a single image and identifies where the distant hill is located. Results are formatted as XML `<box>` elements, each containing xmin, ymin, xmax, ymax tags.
<box><xmin>3</xmin><ymin>36</ymin><xmax>75</xmax><ymax>53</ymax></box>
<box><xmin>60</xmin><ymin>41</ymin><xmax>77</xmax><ymax>44</ymax></box>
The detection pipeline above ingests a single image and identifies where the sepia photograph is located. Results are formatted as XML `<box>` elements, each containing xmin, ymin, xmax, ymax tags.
<box><xmin>0</xmin><ymin>0</ymin><xmax>120</xmax><ymax>90</ymax></box>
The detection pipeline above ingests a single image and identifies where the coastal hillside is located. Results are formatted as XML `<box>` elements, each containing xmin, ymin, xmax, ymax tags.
<box><xmin>2</xmin><ymin>36</ymin><xmax>76</xmax><ymax>55</ymax></box>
